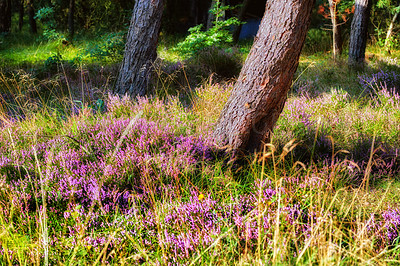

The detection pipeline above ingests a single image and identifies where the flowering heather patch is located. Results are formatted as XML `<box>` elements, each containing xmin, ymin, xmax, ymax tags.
<box><xmin>0</xmin><ymin>113</ymin><xmax>215</xmax><ymax>210</ymax></box>
<box><xmin>358</xmin><ymin>70</ymin><xmax>400</xmax><ymax>93</ymax></box>
<box><xmin>367</xmin><ymin>208</ymin><xmax>400</xmax><ymax>249</ymax></box>
<box><xmin>276</xmin><ymin>85</ymin><xmax>400</xmax><ymax>180</ymax></box>
<box><xmin>1</xmin><ymin>76</ymin><xmax>400</xmax><ymax>264</ymax></box>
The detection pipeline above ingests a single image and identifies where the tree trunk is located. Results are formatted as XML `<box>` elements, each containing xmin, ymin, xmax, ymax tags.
<box><xmin>189</xmin><ymin>0</ymin><xmax>199</xmax><ymax>25</ymax></box>
<box><xmin>214</xmin><ymin>0</ymin><xmax>314</xmax><ymax>155</ymax></box>
<box><xmin>116</xmin><ymin>0</ymin><xmax>164</xmax><ymax>97</ymax></box>
<box><xmin>0</xmin><ymin>0</ymin><xmax>12</xmax><ymax>33</ymax></box>
<box><xmin>27</xmin><ymin>0</ymin><xmax>37</xmax><ymax>34</ymax></box>
<box><xmin>19</xmin><ymin>0</ymin><xmax>24</xmax><ymax>32</ymax></box>
<box><xmin>232</xmin><ymin>0</ymin><xmax>251</xmax><ymax>43</ymax></box>
<box><xmin>68</xmin><ymin>0</ymin><xmax>75</xmax><ymax>41</ymax></box>
<box><xmin>348</xmin><ymin>0</ymin><xmax>371</xmax><ymax>67</ymax></box>
<box><xmin>384</xmin><ymin>10</ymin><xmax>399</xmax><ymax>52</ymax></box>
<box><xmin>328</xmin><ymin>0</ymin><xmax>343</xmax><ymax>59</ymax></box>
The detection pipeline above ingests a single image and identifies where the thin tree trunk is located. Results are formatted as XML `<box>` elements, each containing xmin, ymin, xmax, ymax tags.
<box><xmin>0</xmin><ymin>0</ymin><xmax>12</xmax><ymax>33</ymax></box>
<box><xmin>233</xmin><ymin>0</ymin><xmax>251</xmax><ymax>43</ymax></box>
<box><xmin>68</xmin><ymin>0</ymin><xmax>75</xmax><ymax>41</ymax></box>
<box><xmin>19</xmin><ymin>0</ymin><xmax>24</xmax><ymax>32</ymax></box>
<box><xmin>328</xmin><ymin>0</ymin><xmax>343</xmax><ymax>59</ymax></box>
<box><xmin>214</xmin><ymin>0</ymin><xmax>314</xmax><ymax>154</ymax></box>
<box><xmin>348</xmin><ymin>0</ymin><xmax>371</xmax><ymax>67</ymax></box>
<box><xmin>27</xmin><ymin>0</ymin><xmax>37</xmax><ymax>34</ymax></box>
<box><xmin>189</xmin><ymin>0</ymin><xmax>199</xmax><ymax>25</ymax></box>
<box><xmin>116</xmin><ymin>0</ymin><xmax>164</xmax><ymax>97</ymax></box>
<box><xmin>384</xmin><ymin>10</ymin><xmax>399</xmax><ymax>52</ymax></box>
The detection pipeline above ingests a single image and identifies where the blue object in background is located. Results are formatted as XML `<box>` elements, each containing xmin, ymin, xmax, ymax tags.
<box><xmin>239</xmin><ymin>19</ymin><xmax>261</xmax><ymax>40</ymax></box>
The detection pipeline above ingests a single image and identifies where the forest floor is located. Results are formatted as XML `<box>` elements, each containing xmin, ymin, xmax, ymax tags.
<box><xmin>0</xmin><ymin>32</ymin><xmax>400</xmax><ymax>264</ymax></box>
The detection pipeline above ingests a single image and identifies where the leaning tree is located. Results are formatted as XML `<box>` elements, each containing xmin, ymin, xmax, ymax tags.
<box><xmin>116</xmin><ymin>0</ymin><xmax>164</xmax><ymax>97</ymax></box>
<box><xmin>214</xmin><ymin>0</ymin><xmax>315</xmax><ymax>155</ymax></box>
<box><xmin>348</xmin><ymin>0</ymin><xmax>371</xmax><ymax>67</ymax></box>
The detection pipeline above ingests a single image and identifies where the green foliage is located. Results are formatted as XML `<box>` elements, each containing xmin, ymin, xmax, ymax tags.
<box><xmin>84</xmin><ymin>32</ymin><xmax>125</xmax><ymax>61</ymax></box>
<box><xmin>374</xmin><ymin>26</ymin><xmax>399</xmax><ymax>50</ymax></box>
<box><xmin>44</xmin><ymin>53</ymin><xmax>63</xmax><ymax>71</ymax></box>
<box><xmin>194</xmin><ymin>47</ymin><xmax>242</xmax><ymax>78</ymax></box>
<box><xmin>174</xmin><ymin>1</ymin><xmax>242</xmax><ymax>57</ymax></box>
<box><xmin>377</xmin><ymin>0</ymin><xmax>400</xmax><ymax>14</ymax></box>
<box><xmin>303</xmin><ymin>28</ymin><xmax>331</xmax><ymax>54</ymax></box>
<box><xmin>371</xmin><ymin>0</ymin><xmax>400</xmax><ymax>50</ymax></box>
<box><xmin>35</xmin><ymin>7</ymin><xmax>63</xmax><ymax>41</ymax></box>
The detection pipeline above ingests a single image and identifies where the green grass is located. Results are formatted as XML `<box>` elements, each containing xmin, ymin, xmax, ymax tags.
<box><xmin>0</xmin><ymin>31</ymin><xmax>400</xmax><ymax>264</ymax></box>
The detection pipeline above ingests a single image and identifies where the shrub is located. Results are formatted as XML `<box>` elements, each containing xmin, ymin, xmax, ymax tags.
<box><xmin>84</xmin><ymin>32</ymin><xmax>125</xmax><ymax>61</ymax></box>
<box><xmin>192</xmin><ymin>47</ymin><xmax>242</xmax><ymax>78</ymax></box>
<box><xmin>174</xmin><ymin>1</ymin><xmax>242</xmax><ymax>57</ymax></box>
<box><xmin>44</xmin><ymin>53</ymin><xmax>63</xmax><ymax>72</ymax></box>
<box><xmin>35</xmin><ymin>7</ymin><xmax>63</xmax><ymax>41</ymax></box>
<box><xmin>303</xmin><ymin>28</ymin><xmax>331</xmax><ymax>54</ymax></box>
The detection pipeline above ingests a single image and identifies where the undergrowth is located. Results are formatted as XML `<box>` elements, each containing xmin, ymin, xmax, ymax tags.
<box><xmin>0</xmin><ymin>30</ymin><xmax>400</xmax><ymax>264</ymax></box>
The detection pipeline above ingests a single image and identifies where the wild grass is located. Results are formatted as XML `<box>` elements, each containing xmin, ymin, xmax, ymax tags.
<box><xmin>0</xmin><ymin>33</ymin><xmax>400</xmax><ymax>264</ymax></box>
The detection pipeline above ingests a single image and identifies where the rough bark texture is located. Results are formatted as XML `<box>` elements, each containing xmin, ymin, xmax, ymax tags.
<box><xmin>68</xmin><ymin>0</ymin><xmax>75</xmax><ymax>40</ymax></box>
<box><xmin>213</xmin><ymin>0</ymin><xmax>314</xmax><ymax>154</ymax></box>
<box><xmin>348</xmin><ymin>0</ymin><xmax>371</xmax><ymax>67</ymax></box>
<box><xmin>0</xmin><ymin>0</ymin><xmax>12</xmax><ymax>33</ymax></box>
<box><xmin>116</xmin><ymin>0</ymin><xmax>164</xmax><ymax>97</ymax></box>
<box><xmin>27</xmin><ymin>0</ymin><xmax>37</xmax><ymax>34</ymax></box>
<box><xmin>328</xmin><ymin>0</ymin><xmax>343</xmax><ymax>59</ymax></box>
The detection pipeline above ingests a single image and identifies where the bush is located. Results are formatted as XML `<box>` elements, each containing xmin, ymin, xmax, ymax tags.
<box><xmin>84</xmin><ymin>32</ymin><xmax>125</xmax><ymax>61</ymax></box>
<box><xmin>35</xmin><ymin>7</ymin><xmax>63</xmax><ymax>41</ymax></box>
<box><xmin>303</xmin><ymin>28</ymin><xmax>331</xmax><ymax>54</ymax></box>
<box><xmin>174</xmin><ymin>1</ymin><xmax>242</xmax><ymax>57</ymax></box>
<box><xmin>193</xmin><ymin>47</ymin><xmax>242</xmax><ymax>78</ymax></box>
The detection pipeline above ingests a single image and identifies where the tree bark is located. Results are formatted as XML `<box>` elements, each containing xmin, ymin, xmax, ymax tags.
<box><xmin>385</xmin><ymin>10</ymin><xmax>399</xmax><ymax>52</ymax></box>
<box><xmin>116</xmin><ymin>0</ymin><xmax>164</xmax><ymax>97</ymax></box>
<box><xmin>214</xmin><ymin>0</ymin><xmax>314</xmax><ymax>155</ymax></box>
<box><xmin>27</xmin><ymin>0</ymin><xmax>37</xmax><ymax>34</ymax></box>
<box><xmin>19</xmin><ymin>0</ymin><xmax>24</xmax><ymax>32</ymax></box>
<box><xmin>328</xmin><ymin>0</ymin><xmax>343</xmax><ymax>59</ymax></box>
<box><xmin>0</xmin><ymin>0</ymin><xmax>12</xmax><ymax>33</ymax></box>
<box><xmin>68</xmin><ymin>0</ymin><xmax>75</xmax><ymax>41</ymax></box>
<box><xmin>348</xmin><ymin>0</ymin><xmax>371</xmax><ymax>67</ymax></box>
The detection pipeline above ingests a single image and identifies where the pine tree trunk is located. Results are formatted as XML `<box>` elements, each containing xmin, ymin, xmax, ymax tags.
<box><xmin>214</xmin><ymin>0</ymin><xmax>314</xmax><ymax>155</ymax></box>
<box><xmin>0</xmin><ymin>0</ymin><xmax>12</xmax><ymax>33</ymax></box>
<box><xmin>19</xmin><ymin>0</ymin><xmax>24</xmax><ymax>32</ymax></box>
<box><xmin>385</xmin><ymin>11</ymin><xmax>399</xmax><ymax>52</ymax></box>
<box><xmin>68</xmin><ymin>0</ymin><xmax>75</xmax><ymax>41</ymax></box>
<box><xmin>348</xmin><ymin>0</ymin><xmax>371</xmax><ymax>67</ymax></box>
<box><xmin>328</xmin><ymin>0</ymin><xmax>343</xmax><ymax>59</ymax></box>
<box><xmin>27</xmin><ymin>0</ymin><xmax>37</xmax><ymax>34</ymax></box>
<box><xmin>116</xmin><ymin>0</ymin><xmax>164</xmax><ymax>97</ymax></box>
<box><xmin>189</xmin><ymin>0</ymin><xmax>199</xmax><ymax>25</ymax></box>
